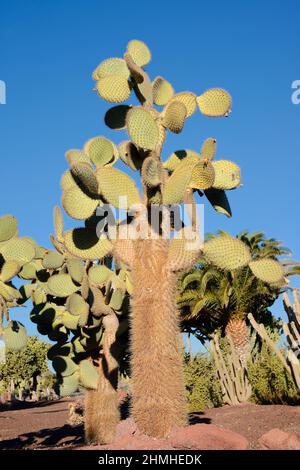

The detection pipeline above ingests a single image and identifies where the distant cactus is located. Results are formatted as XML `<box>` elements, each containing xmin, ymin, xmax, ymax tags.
<box><xmin>0</xmin><ymin>215</ymin><xmax>38</xmax><ymax>352</ymax></box>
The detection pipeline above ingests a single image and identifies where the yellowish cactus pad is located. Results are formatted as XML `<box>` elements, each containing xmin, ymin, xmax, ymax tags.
<box><xmin>92</xmin><ymin>57</ymin><xmax>130</xmax><ymax>81</ymax></box>
<box><xmin>200</xmin><ymin>138</ymin><xmax>217</xmax><ymax>161</ymax></box>
<box><xmin>127</xmin><ymin>39</ymin><xmax>151</xmax><ymax>67</ymax></box>
<box><xmin>162</xmin><ymin>100</ymin><xmax>187</xmax><ymax>134</ymax></box>
<box><xmin>141</xmin><ymin>156</ymin><xmax>161</xmax><ymax>187</ymax></box>
<box><xmin>70</xmin><ymin>162</ymin><xmax>99</xmax><ymax>196</ymax></box>
<box><xmin>118</xmin><ymin>141</ymin><xmax>142</xmax><ymax>171</ymax></box>
<box><xmin>197</xmin><ymin>88</ymin><xmax>232</xmax><ymax>117</ymax></box>
<box><xmin>163</xmin><ymin>149</ymin><xmax>199</xmax><ymax>172</ymax></box>
<box><xmin>152</xmin><ymin>76</ymin><xmax>174</xmax><ymax>106</ymax></box>
<box><xmin>169</xmin><ymin>92</ymin><xmax>197</xmax><ymax>118</ymax></box>
<box><xmin>64</xmin><ymin>228</ymin><xmax>112</xmax><ymax>260</ymax></box>
<box><xmin>162</xmin><ymin>157</ymin><xmax>198</xmax><ymax>205</ymax></box>
<box><xmin>249</xmin><ymin>258</ymin><xmax>284</xmax><ymax>284</ymax></box>
<box><xmin>126</xmin><ymin>107</ymin><xmax>159</xmax><ymax>150</ymax></box>
<box><xmin>0</xmin><ymin>215</ymin><xmax>18</xmax><ymax>243</ymax></box>
<box><xmin>1</xmin><ymin>238</ymin><xmax>35</xmax><ymax>266</ymax></box>
<box><xmin>96</xmin><ymin>75</ymin><xmax>131</xmax><ymax>103</ymax></box>
<box><xmin>97</xmin><ymin>167</ymin><xmax>141</xmax><ymax>209</ymax></box>
<box><xmin>203</xmin><ymin>236</ymin><xmax>251</xmax><ymax>270</ymax></box>
<box><xmin>62</xmin><ymin>185</ymin><xmax>99</xmax><ymax>220</ymax></box>
<box><xmin>83</xmin><ymin>136</ymin><xmax>117</xmax><ymax>167</ymax></box>
<box><xmin>53</xmin><ymin>206</ymin><xmax>64</xmax><ymax>242</ymax></box>
<box><xmin>47</xmin><ymin>273</ymin><xmax>78</xmax><ymax>297</ymax></box>
<box><xmin>65</xmin><ymin>149</ymin><xmax>90</xmax><ymax>166</ymax></box>
<box><xmin>189</xmin><ymin>161</ymin><xmax>215</xmax><ymax>190</ymax></box>
<box><xmin>0</xmin><ymin>260</ymin><xmax>20</xmax><ymax>283</ymax></box>
<box><xmin>167</xmin><ymin>228</ymin><xmax>202</xmax><ymax>271</ymax></box>
<box><xmin>60</xmin><ymin>170</ymin><xmax>75</xmax><ymax>192</ymax></box>
<box><xmin>212</xmin><ymin>160</ymin><xmax>241</xmax><ymax>190</ymax></box>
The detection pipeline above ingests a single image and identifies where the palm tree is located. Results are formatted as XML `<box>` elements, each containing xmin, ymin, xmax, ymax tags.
<box><xmin>178</xmin><ymin>231</ymin><xmax>291</xmax><ymax>365</ymax></box>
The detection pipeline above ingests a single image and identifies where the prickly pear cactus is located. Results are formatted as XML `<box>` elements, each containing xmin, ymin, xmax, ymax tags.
<box><xmin>0</xmin><ymin>215</ymin><xmax>39</xmax><ymax>352</ymax></box>
<box><xmin>58</xmin><ymin>38</ymin><xmax>243</xmax><ymax>441</ymax></box>
<box><xmin>21</xmin><ymin>207</ymin><xmax>130</xmax><ymax>444</ymax></box>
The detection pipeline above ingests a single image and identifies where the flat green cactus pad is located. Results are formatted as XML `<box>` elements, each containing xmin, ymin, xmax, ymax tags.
<box><xmin>47</xmin><ymin>273</ymin><xmax>79</xmax><ymax>297</ymax></box>
<box><xmin>65</xmin><ymin>149</ymin><xmax>90</xmax><ymax>166</ymax></box>
<box><xmin>127</xmin><ymin>39</ymin><xmax>151</xmax><ymax>67</ymax></box>
<box><xmin>42</xmin><ymin>250</ymin><xmax>65</xmax><ymax>269</ymax></box>
<box><xmin>67</xmin><ymin>292</ymin><xmax>89</xmax><ymax>317</ymax></box>
<box><xmin>66</xmin><ymin>258</ymin><xmax>85</xmax><ymax>284</ymax></box>
<box><xmin>62</xmin><ymin>185</ymin><xmax>100</xmax><ymax>220</ymax></box>
<box><xmin>212</xmin><ymin>160</ymin><xmax>241</xmax><ymax>190</ymax></box>
<box><xmin>126</xmin><ymin>107</ymin><xmax>159</xmax><ymax>150</ymax></box>
<box><xmin>163</xmin><ymin>157</ymin><xmax>198</xmax><ymax>205</ymax></box>
<box><xmin>163</xmin><ymin>100</ymin><xmax>187</xmax><ymax>134</ymax></box>
<box><xmin>189</xmin><ymin>161</ymin><xmax>215</xmax><ymax>190</ymax></box>
<box><xmin>97</xmin><ymin>167</ymin><xmax>140</xmax><ymax>209</ymax></box>
<box><xmin>200</xmin><ymin>138</ymin><xmax>217</xmax><ymax>161</ymax></box>
<box><xmin>204</xmin><ymin>188</ymin><xmax>232</xmax><ymax>218</ymax></box>
<box><xmin>0</xmin><ymin>260</ymin><xmax>20</xmax><ymax>283</ymax></box>
<box><xmin>96</xmin><ymin>75</ymin><xmax>131</xmax><ymax>103</ymax></box>
<box><xmin>52</xmin><ymin>355</ymin><xmax>78</xmax><ymax>377</ymax></box>
<box><xmin>88</xmin><ymin>265</ymin><xmax>112</xmax><ymax>286</ymax></box>
<box><xmin>64</xmin><ymin>228</ymin><xmax>112</xmax><ymax>260</ymax></box>
<box><xmin>92</xmin><ymin>57</ymin><xmax>130</xmax><ymax>81</ymax></box>
<box><xmin>142</xmin><ymin>156</ymin><xmax>161</xmax><ymax>187</ymax></box>
<box><xmin>55</xmin><ymin>372</ymin><xmax>79</xmax><ymax>397</ymax></box>
<box><xmin>84</xmin><ymin>136</ymin><xmax>117</xmax><ymax>167</ymax></box>
<box><xmin>79</xmin><ymin>359</ymin><xmax>99</xmax><ymax>390</ymax></box>
<box><xmin>169</xmin><ymin>92</ymin><xmax>197</xmax><ymax>118</ymax></box>
<box><xmin>1</xmin><ymin>238</ymin><xmax>36</xmax><ymax>266</ymax></box>
<box><xmin>0</xmin><ymin>215</ymin><xmax>18</xmax><ymax>242</ymax></box>
<box><xmin>249</xmin><ymin>258</ymin><xmax>284</xmax><ymax>284</ymax></box>
<box><xmin>197</xmin><ymin>88</ymin><xmax>232</xmax><ymax>117</ymax></box>
<box><xmin>203</xmin><ymin>236</ymin><xmax>251</xmax><ymax>270</ymax></box>
<box><xmin>163</xmin><ymin>149</ymin><xmax>199</xmax><ymax>172</ymax></box>
<box><xmin>3</xmin><ymin>320</ymin><xmax>28</xmax><ymax>351</ymax></box>
<box><xmin>167</xmin><ymin>229</ymin><xmax>202</xmax><ymax>271</ymax></box>
<box><xmin>61</xmin><ymin>170</ymin><xmax>75</xmax><ymax>192</ymax></box>
<box><xmin>152</xmin><ymin>76</ymin><xmax>174</xmax><ymax>106</ymax></box>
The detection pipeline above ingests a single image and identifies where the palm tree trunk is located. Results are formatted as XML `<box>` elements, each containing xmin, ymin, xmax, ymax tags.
<box><xmin>225</xmin><ymin>316</ymin><xmax>250</xmax><ymax>367</ymax></box>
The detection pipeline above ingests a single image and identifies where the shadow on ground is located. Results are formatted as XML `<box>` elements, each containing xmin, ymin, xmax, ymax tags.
<box><xmin>0</xmin><ymin>424</ymin><xmax>84</xmax><ymax>450</ymax></box>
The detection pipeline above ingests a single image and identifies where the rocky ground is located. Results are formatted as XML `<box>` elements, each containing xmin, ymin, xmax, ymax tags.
<box><xmin>0</xmin><ymin>398</ymin><xmax>300</xmax><ymax>450</ymax></box>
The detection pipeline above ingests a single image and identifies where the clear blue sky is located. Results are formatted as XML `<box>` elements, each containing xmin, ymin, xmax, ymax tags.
<box><xmin>0</xmin><ymin>0</ymin><xmax>299</xmax><ymax>344</ymax></box>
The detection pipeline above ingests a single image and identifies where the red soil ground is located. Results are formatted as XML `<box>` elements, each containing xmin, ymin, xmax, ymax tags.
<box><xmin>0</xmin><ymin>398</ymin><xmax>299</xmax><ymax>450</ymax></box>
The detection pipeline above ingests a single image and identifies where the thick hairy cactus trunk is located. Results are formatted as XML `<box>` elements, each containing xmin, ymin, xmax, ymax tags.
<box><xmin>85</xmin><ymin>312</ymin><xmax>120</xmax><ymax>444</ymax></box>
<box><xmin>131</xmin><ymin>239</ymin><xmax>187</xmax><ymax>437</ymax></box>
<box><xmin>225</xmin><ymin>316</ymin><xmax>250</xmax><ymax>367</ymax></box>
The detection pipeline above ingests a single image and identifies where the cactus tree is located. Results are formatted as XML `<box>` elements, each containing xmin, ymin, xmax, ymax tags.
<box><xmin>56</xmin><ymin>39</ymin><xmax>245</xmax><ymax>439</ymax></box>
<box><xmin>0</xmin><ymin>40</ymin><xmax>289</xmax><ymax>443</ymax></box>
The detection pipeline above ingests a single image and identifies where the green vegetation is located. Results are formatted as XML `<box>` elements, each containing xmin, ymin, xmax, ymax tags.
<box><xmin>0</xmin><ymin>336</ymin><xmax>54</xmax><ymax>399</ymax></box>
